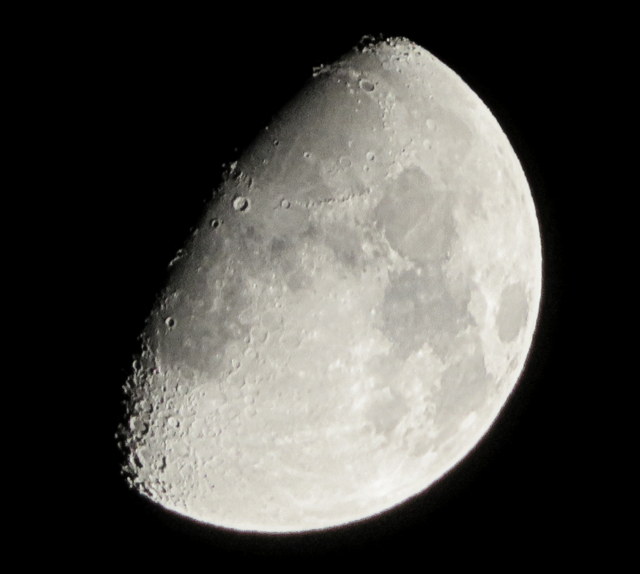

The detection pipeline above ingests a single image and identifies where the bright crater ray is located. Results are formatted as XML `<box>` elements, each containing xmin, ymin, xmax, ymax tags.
<box><xmin>118</xmin><ymin>36</ymin><xmax>542</xmax><ymax>533</ymax></box>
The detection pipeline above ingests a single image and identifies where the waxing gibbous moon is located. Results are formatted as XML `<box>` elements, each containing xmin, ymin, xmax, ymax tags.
<box><xmin>118</xmin><ymin>36</ymin><xmax>542</xmax><ymax>533</ymax></box>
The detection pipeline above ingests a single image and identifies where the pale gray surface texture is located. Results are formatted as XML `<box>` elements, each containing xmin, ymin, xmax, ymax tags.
<box><xmin>118</xmin><ymin>36</ymin><xmax>542</xmax><ymax>532</ymax></box>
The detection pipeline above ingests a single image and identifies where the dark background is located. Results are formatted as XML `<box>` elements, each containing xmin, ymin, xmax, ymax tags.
<box><xmin>61</xmin><ymin>10</ymin><xmax>611</xmax><ymax>568</ymax></box>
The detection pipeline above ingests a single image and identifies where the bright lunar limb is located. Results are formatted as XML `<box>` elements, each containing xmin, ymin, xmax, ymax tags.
<box><xmin>118</xmin><ymin>36</ymin><xmax>542</xmax><ymax>533</ymax></box>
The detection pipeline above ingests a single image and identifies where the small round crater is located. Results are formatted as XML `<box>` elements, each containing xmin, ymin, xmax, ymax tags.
<box><xmin>359</xmin><ymin>79</ymin><xmax>375</xmax><ymax>92</ymax></box>
<box><xmin>280</xmin><ymin>198</ymin><xmax>291</xmax><ymax>209</ymax></box>
<box><xmin>210</xmin><ymin>218</ymin><xmax>220</xmax><ymax>229</ymax></box>
<box><xmin>244</xmin><ymin>347</ymin><xmax>259</xmax><ymax>360</ymax></box>
<box><xmin>303</xmin><ymin>151</ymin><xmax>311</xmax><ymax>159</ymax></box>
<box><xmin>366</xmin><ymin>151</ymin><xmax>376</xmax><ymax>162</ymax></box>
<box><xmin>251</xmin><ymin>325</ymin><xmax>269</xmax><ymax>344</ymax></box>
<box><xmin>233</xmin><ymin>196</ymin><xmax>250</xmax><ymax>212</ymax></box>
<box><xmin>273</xmin><ymin>139</ymin><xmax>279</xmax><ymax>147</ymax></box>
<box><xmin>165</xmin><ymin>317</ymin><xmax>176</xmax><ymax>328</ymax></box>
<box><xmin>339</xmin><ymin>156</ymin><xmax>352</xmax><ymax>168</ymax></box>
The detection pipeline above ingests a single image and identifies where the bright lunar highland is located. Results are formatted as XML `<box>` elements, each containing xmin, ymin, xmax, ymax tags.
<box><xmin>118</xmin><ymin>37</ymin><xmax>542</xmax><ymax>532</ymax></box>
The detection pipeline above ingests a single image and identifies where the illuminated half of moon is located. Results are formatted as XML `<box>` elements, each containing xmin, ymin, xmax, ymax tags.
<box><xmin>118</xmin><ymin>36</ymin><xmax>542</xmax><ymax>533</ymax></box>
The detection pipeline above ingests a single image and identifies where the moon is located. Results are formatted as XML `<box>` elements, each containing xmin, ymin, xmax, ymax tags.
<box><xmin>117</xmin><ymin>36</ymin><xmax>542</xmax><ymax>533</ymax></box>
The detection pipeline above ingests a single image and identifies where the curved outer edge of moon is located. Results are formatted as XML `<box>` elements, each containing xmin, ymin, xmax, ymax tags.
<box><xmin>117</xmin><ymin>36</ymin><xmax>543</xmax><ymax>533</ymax></box>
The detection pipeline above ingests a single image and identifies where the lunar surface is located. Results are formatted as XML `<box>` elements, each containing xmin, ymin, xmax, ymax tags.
<box><xmin>118</xmin><ymin>36</ymin><xmax>542</xmax><ymax>532</ymax></box>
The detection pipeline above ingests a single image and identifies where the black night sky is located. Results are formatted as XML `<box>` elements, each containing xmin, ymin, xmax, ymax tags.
<box><xmin>64</xmin><ymin>10</ymin><xmax>612</xmax><ymax>568</ymax></box>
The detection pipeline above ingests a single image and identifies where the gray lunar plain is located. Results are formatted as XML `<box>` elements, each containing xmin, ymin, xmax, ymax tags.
<box><xmin>118</xmin><ymin>37</ymin><xmax>542</xmax><ymax>532</ymax></box>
